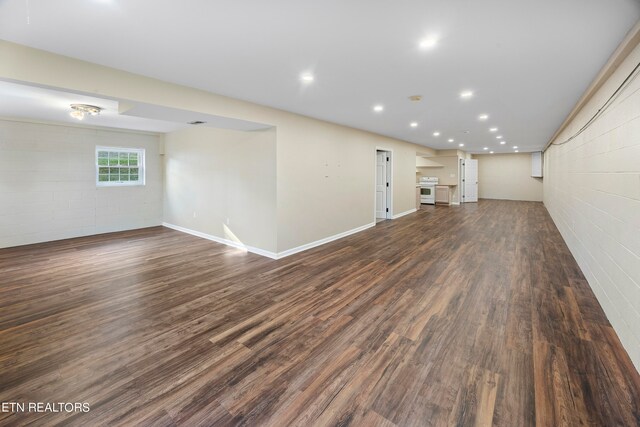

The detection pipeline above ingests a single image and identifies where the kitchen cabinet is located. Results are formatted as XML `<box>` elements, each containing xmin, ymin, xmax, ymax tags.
<box><xmin>435</xmin><ymin>185</ymin><xmax>451</xmax><ymax>205</ymax></box>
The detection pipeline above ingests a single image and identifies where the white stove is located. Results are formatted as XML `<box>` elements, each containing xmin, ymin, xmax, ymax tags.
<box><xmin>419</xmin><ymin>176</ymin><xmax>439</xmax><ymax>204</ymax></box>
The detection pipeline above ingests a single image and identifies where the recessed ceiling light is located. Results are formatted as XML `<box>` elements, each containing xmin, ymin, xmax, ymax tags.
<box><xmin>490</xmin><ymin>151</ymin><xmax>494</xmax><ymax>154</ymax></box>
<box><xmin>300</xmin><ymin>73</ymin><xmax>314</xmax><ymax>83</ymax></box>
<box><xmin>483</xmin><ymin>147</ymin><xmax>488</xmax><ymax>150</ymax></box>
<box><xmin>433</xmin><ymin>131</ymin><xmax>440</xmax><ymax>137</ymax></box>
<box><xmin>419</xmin><ymin>36</ymin><xmax>438</xmax><ymax>49</ymax></box>
<box><xmin>410</xmin><ymin>122</ymin><xmax>418</xmax><ymax>128</ymax></box>
<box><xmin>373</xmin><ymin>105</ymin><xmax>384</xmax><ymax>112</ymax></box>
<box><xmin>448</xmin><ymin>138</ymin><xmax>454</xmax><ymax>143</ymax></box>
<box><xmin>500</xmin><ymin>141</ymin><xmax>506</xmax><ymax>145</ymax></box>
<box><xmin>458</xmin><ymin>143</ymin><xmax>464</xmax><ymax>147</ymax></box>
<box><xmin>489</xmin><ymin>127</ymin><xmax>498</xmax><ymax>132</ymax></box>
<box><xmin>496</xmin><ymin>135</ymin><xmax>503</xmax><ymax>139</ymax></box>
<box><xmin>460</xmin><ymin>91</ymin><xmax>474</xmax><ymax>99</ymax></box>
<box><xmin>515</xmin><ymin>150</ymin><xmax>519</xmax><ymax>153</ymax></box>
<box><xmin>478</xmin><ymin>114</ymin><xmax>489</xmax><ymax>121</ymax></box>
<box><xmin>513</xmin><ymin>146</ymin><xmax>518</xmax><ymax>149</ymax></box>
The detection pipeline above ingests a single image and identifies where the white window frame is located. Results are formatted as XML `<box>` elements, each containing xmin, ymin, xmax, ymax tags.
<box><xmin>96</xmin><ymin>146</ymin><xmax>146</xmax><ymax>187</ymax></box>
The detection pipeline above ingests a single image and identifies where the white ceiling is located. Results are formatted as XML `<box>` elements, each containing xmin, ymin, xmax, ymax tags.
<box><xmin>0</xmin><ymin>0</ymin><xmax>638</xmax><ymax>152</ymax></box>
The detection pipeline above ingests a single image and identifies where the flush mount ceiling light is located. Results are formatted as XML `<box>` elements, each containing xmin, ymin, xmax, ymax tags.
<box><xmin>373</xmin><ymin>104</ymin><xmax>384</xmax><ymax>112</ymax></box>
<box><xmin>69</xmin><ymin>104</ymin><xmax>102</xmax><ymax>120</ymax></box>
<box><xmin>460</xmin><ymin>90</ymin><xmax>473</xmax><ymax>99</ymax></box>
<box><xmin>478</xmin><ymin>114</ymin><xmax>489</xmax><ymax>121</ymax></box>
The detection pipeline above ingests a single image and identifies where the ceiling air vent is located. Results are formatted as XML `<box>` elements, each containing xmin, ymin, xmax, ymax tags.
<box><xmin>188</xmin><ymin>120</ymin><xmax>206</xmax><ymax>125</ymax></box>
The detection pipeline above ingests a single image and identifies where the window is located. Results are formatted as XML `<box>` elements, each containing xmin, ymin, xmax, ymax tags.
<box><xmin>96</xmin><ymin>147</ymin><xmax>145</xmax><ymax>186</ymax></box>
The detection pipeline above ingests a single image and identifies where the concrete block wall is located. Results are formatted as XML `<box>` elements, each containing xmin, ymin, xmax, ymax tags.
<box><xmin>544</xmin><ymin>43</ymin><xmax>640</xmax><ymax>370</ymax></box>
<box><xmin>0</xmin><ymin>120</ymin><xmax>162</xmax><ymax>248</ymax></box>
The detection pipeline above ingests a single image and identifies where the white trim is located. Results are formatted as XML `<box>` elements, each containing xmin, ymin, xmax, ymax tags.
<box><xmin>96</xmin><ymin>146</ymin><xmax>146</xmax><ymax>187</ymax></box>
<box><xmin>162</xmin><ymin>222</ymin><xmax>278</xmax><ymax>259</ymax></box>
<box><xmin>162</xmin><ymin>221</ymin><xmax>375</xmax><ymax>260</ymax></box>
<box><xmin>277</xmin><ymin>222</ymin><xmax>375</xmax><ymax>259</ymax></box>
<box><xmin>392</xmin><ymin>208</ymin><xmax>417</xmax><ymax>219</ymax></box>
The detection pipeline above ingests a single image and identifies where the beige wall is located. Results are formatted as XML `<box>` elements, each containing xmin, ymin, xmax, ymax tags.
<box><xmin>545</xmin><ymin>42</ymin><xmax>640</xmax><ymax>370</ymax></box>
<box><xmin>163</xmin><ymin>126</ymin><xmax>277</xmax><ymax>253</ymax></box>
<box><xmin>0</xmin><ymin>40</ymin><xmax>430</xmax><ymax>255</ymax></box>
<box><xmin>473</xmin><ymin>153</ymin><xmax>543</xmax><ymax>201</ymax></box>
<box><xmin>0</xmin><ymin>119</ymin><xmax>162</xmax><ymax>248</ymax></box>
<box><xmin>417</xmin><ymin>155</ymin><xmax>461</xmax><ymax>203</ymax></box>
<box><xmin>275</xmin><ymin>118</ymin><xmax>426</xmax><ymax>252</ymax></box>
<box><xmin>418</xmin><ymin>156</ymin><xmax>459</xmax><ymax>185</ymax></box>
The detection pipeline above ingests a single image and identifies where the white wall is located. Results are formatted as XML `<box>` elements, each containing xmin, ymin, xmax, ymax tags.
<box><xmin>0</xmin><ymin>119</ymin><xmax>162</xmax><ymax>248</ymax></box>
<box><xmin>544</xmin><ymin>42</ymin><xmax>640</xmax><ymax>370</ymax></box>
<box><xmin>474</xmin><ymin>153</ymin><xmax>543</xmax><ymax>201</ymax></box>
<box><xmin>163</xmin><ymin>126</ymin><xmax>277</xmax><ymax>253</ymax></box>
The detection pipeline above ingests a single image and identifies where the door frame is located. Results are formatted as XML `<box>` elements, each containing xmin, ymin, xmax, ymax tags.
<box><xmin>374</xmin><ymin>148</ymin><xmax>393</xmax><ymax>222</ymax></box>
<box><xmin>460</xmin><ymin>158</ymin><xmax>465</xmax><ymax>203</ymax></box>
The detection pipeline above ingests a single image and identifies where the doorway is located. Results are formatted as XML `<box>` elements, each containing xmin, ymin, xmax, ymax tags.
<box><xmin>461</xmin><ymin>158</ymin><xmax>478</xmax><ymax>203</ymax></box>
<box><xmin>375</xmin><ymin>149</ymin><xmax>392</xmax><ymax>221</ymax></box>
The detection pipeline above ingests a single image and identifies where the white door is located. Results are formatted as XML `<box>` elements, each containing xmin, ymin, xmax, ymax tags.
<box><xmin>376</xmin><ymin>151</ymin><xmax>387</xmax><ymax>218</ymax></box>
<box><xmin>463</xmin><ymin>159</ymin><xmax>478</xmax><ymax>203</ymax></box>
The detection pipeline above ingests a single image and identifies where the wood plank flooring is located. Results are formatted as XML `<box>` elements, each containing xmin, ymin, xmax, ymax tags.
<box><xmin>0</xmin><ymin>200</ymin><xmax>639</xmax><ymax>426</ymax></box>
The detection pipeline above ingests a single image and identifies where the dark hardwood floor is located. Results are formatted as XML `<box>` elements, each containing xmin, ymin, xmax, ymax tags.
<box><xmin>1</xmin><ymin>200</ymin><xmax>639</xmax><ymax>426</ymax></box>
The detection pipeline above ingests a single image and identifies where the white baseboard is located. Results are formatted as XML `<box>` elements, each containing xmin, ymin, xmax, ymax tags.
<box><xmin>163</xmin><ymin>221</ymin><xmax>375</xmax><ymax>260</ymax></box>
<box><xmin>392</xmin><ymin>208</ymin><xmax>417</xmax><ymax>219</ymax></box>
<box><xmin>277</xmin><ymin>222</ymin><xmax>375</xmax><ymax>259</ymax></box>
<box><xmin>162</xmin><ymin>223</ymin><xmax>278</xmax><ymax>259</ymax></box>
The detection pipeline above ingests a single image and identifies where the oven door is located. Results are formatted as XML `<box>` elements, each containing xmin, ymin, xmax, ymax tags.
<box><xmin>420</xmin><ymin>185</ymin><xmax>435</xmax><ymax>203</ymax></box>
